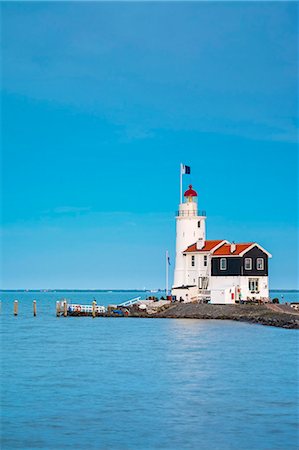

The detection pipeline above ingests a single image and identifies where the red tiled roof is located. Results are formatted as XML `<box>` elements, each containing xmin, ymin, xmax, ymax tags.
<box><xmin>213</xmin><ymin>243</ymin><xmax>254</xmax><ymax>256</ymax></box>
<box><xmin>184</xmin><ymin>240</ymin><xmax>225</xmax><ymax>253</ymax></box>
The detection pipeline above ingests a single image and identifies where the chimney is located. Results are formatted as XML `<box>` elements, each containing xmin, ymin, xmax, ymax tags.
<box><xmin>230</xmin><ymin>242</ymin><xmax>236</xmax><ymax>253</ymax></box>
<box><xmin>196</xmin><ymin>238</ymin><xmax>204</xmax><ymax>250</ymax></box>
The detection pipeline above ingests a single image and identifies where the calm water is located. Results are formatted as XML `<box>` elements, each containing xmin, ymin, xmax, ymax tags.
<box><xmin>1</xmin><ymin>291</ymin><xmax>298</xmax><ymax>450</ymax></box>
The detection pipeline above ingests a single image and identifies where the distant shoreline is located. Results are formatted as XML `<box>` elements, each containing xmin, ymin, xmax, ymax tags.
<box><xmin>0</xmin><ymin>289</ymin><xmax>298</xmax><ymax>293</ymax></box>
<box><xmin>0</xmin><ymin>289</ymin><xmax>152</xmax><ymax>293</ymax></box>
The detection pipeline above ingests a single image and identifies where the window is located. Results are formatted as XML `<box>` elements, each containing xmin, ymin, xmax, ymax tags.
<box><xmin>244</xmin><ymin>258</ymin><xmax>252</xmax><ymax>270</ymax></box>
<box><xmin>204</xmin><ymin>255</ymin><xmax>208</xmax><ymax>267</ymax></box>
<box><xmin>249</xmin><ymin>278</ymin><xmax>259</xmax><ymax>293</ymax></box>
<box><xmin>257</xmin><ymin>258</ymin><xmax>264</xmax><ymax>270</ymax></box>
<box><xmin>198</xmin><ymin>221</ymin><xmax>201</xmax><ymax>228</ymax></box>
<box><xmin>198</xmin><ymin>277</ymin><xmax>209</xmax><ymax>290</ymax></box>
<box><xmin>203</xmin><ymin>277</ymin><xmax>209</xmax><ymax>289</ymax></box>
<box><xmin>191</xmin><ymin>255</ymin><xmax>195</xmax><ymax>267</ymax></box>
<box><xmin>220</xmin><ymin>258</ymin><xmax>227</xmax><ymax>270</ymax></box>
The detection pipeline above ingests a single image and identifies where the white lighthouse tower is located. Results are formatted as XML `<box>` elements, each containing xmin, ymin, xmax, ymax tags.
<box><xmin>173</xmin><ymin>185</ymin><xmax>206</xmax><ymax>287</ymax></box>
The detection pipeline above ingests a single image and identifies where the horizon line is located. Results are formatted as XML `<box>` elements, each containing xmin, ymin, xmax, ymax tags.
<box><xmin>0</xmin><ymin>288</ymin><xmax>298</xmax><ymax>293</ymax></box>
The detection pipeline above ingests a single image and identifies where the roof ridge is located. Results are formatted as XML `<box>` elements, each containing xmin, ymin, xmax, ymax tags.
<box><xmin>221</xmin><ymin>242</ymin><xmax>253</xmax><ymax>245</ymax></box>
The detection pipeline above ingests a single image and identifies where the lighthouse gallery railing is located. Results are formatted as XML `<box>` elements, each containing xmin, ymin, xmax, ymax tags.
<box><xmin>176</xmin><ymin>210</ymin><xmax>206</xmax><ymax>217</ymax></box>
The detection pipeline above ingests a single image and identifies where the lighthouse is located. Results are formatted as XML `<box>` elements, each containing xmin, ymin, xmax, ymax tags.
<box><xmin>173</xmin><ymin>185</ymin><xmax>206</xmax><ymax>287</ymax></box>
<box><xmin>171</xmin><ymin>165</ymin><xmax>271</xmax><ymax>303</ymax></box>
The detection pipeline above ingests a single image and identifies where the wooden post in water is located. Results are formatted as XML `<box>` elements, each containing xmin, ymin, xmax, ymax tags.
<box><xmin>56</xmin><ymin>301</ymin><xmax>60</xmax><ymax>317</ymax></box>
<box><xmin>33</xmin><ymin>300</ymin><xmax>37</xmax><ymax>317</ymax></box>
<box><xmin>14</xmin><ymin>300</ymin><xmax>18</xmax><ymax>316</ymax></box>
<box><xmin>63</xmin><ymin>301</ymin><xmax>67</xmax><ymax>317</ymax></box>
<box><xmin>92</xmin><ymin>301</ymin><xmax>96</xmax><ymax>318</ymax></box>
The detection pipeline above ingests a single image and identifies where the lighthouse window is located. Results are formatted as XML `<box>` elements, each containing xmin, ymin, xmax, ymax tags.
<box><xmin>198</xmin><ymin>221</ymin><xmax>201</xmax><ymax>228</ymax></box>
<box><xmin>257</xmin><ymin>258</ymin><xmax>264</xmax><ymax>270</ymax></box>
<box><xmin>220</xmin><ymin>258</ymin><xmax>227</xmax><ymax>270</ymax></box>
<box><xmin>204</xmin><ymin>255</ymin><xmax>208</xmax><ymax>266</ymax></box>
<box><xmin>191</xmin><ymin>255</ymin><xmax>195</xmax><ymax>267</ymax></box>
<box><xmin>245</xmin><ymin>258</ymin><xmax>252</xmax><ymax>270</ymax></box>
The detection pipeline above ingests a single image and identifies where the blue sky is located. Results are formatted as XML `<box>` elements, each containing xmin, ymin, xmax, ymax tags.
<box><xmin>1</xmin><ymin>2</ymin><xmax>298</xmax><ymax>289</ymax></box>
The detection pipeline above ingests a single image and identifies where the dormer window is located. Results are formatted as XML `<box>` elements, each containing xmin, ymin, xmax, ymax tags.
<box><xmin>245</xmin><ymin>258</ymin><xmax>252</xmax><ymax>270</ymax></box>
<box><xmin>257</xmin><ymin>258</ymin><xmax>264</xmax><ymax>270</ymax></box>
<box><xmin>220</xmin><ymin>258</ymin><xmax>227</xmax><ymax>270</ymax></box>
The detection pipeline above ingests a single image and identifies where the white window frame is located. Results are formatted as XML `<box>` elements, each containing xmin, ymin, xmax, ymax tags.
<box><xmin>256</xmin><ymin>258</ymin><xmax>264</xmax><ymax>270</ymax></box>
<box><xmin>198</xmin><ymin>277</ymin><xmax>209</xmax><ymax>290</ymax></box>
<box><xmin>244</xmin><ymin>258</ymin><xmax>252</xmax><ymax>270</ymax></box>
<box><xmin>204</xmin><ymin>255</ymin><xmax>208</xmax><ymax>267</ymax></box>
<box><xmin>220</xmin><ymin>258</ymin><xmax>227</xmax><ymax>270</ymax></box>
<box><xmin>249</xmin><ymin>278</ymin><xmax>259</xmax><ymax>293</ymax></box>
<box><xmin>191</xmin><ymin>255</ymin><xmax>195</xmax><ymax>267</ymax></box>
<box><xmin>203</xmin><ymin>277</ymin><xmax>209</xmax><ymax>289</ymax></box>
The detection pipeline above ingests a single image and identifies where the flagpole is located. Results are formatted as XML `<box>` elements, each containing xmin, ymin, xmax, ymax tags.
<box><xmin>180</xmin><ymin>163</ymin><xmax>183</xmax><ymax>204</ymax></box>
<box><xmin>166</xmin><ymin>250</ymin><xmax>169</xmax><ymax>296</ymax></box>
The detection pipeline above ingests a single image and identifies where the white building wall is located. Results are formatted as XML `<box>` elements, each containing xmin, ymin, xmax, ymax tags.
<box><xmin>172</xmin><ymin>285</ymin><xmax>199</xmax><ymax>303</ymax></box>
<box><xmin>184</xmin><ymin>253</ymin><xmax>211</xmax><ymax>287</ymax></box>
<box><xmin>239</xmin><ymin>276</ymin><xmax>269</xmax><ymax>300</ymax></box>
<box><xmin>210</xmin><ymin>276</ymin><xmax>240</xmax><ymax>304</ymax></box>
<box><xmin>198</xmin><ymin>253</ymin><xmax>211</xmax><ymax>278</ymax></box>
<box><xmin>210</xmin><ymin>275</ymin><xmax>270</xmax><ymax>303</ymax></box>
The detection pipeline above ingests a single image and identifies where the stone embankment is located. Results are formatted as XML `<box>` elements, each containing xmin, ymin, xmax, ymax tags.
<box><xmin>153</xmin><ymin>303</ymin><xmax>299</xmax><ymax>329</ymax></box>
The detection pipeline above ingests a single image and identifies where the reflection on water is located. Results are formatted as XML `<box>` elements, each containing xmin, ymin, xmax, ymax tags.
<box><xmin>1</xmin><ymin>291</ymin><xmax>298</xmax><ymax>450</ymax></box>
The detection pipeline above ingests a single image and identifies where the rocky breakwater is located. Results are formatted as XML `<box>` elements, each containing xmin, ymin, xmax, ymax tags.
<box><xmin>154</xmin><ymin>303</ymin><xmax>299</xmax><ymax>329</ymax></box>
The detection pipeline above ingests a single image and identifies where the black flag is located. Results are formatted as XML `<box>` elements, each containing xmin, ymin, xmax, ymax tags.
<box><xmin>182</xmin><ymin>165</ymin><xmax>191</xmax><ymax>174</ymax></box>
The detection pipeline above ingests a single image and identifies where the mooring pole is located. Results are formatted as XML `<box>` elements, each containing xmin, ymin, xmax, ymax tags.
<box><xmin>14</xmin><ymin>300</ymin><xmax>18</xmax><ymax>316</ymax></box>
<box><xmin>63</xmin><ymin>301</ymin><xmax>67</xmax><ymax>317</ymax></box>
<box><xmin>92</xmin><ymin>301</ymin><xmax>96</xmax><ymax>318</ymax></box>
<box><xmin>33</xmin><ymin>300</ymin><xmax>37</xmax><ymax>317</ymax></box>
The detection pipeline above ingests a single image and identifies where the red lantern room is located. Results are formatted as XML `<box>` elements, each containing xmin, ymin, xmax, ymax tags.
<box><xmin>184</xmin><ymin>185</ymin><xmax>198</xmax><ymax>202</ymax></box>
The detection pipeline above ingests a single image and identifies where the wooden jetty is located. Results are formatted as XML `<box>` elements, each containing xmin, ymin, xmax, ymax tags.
<box><xmin>55</xmin><ymin>297</ymin><xmax>171</xmax><ymax>318</ymax></box>
<box><xmin>6</xmin><ymin>296</ymin><xmax>168</xmax><ymax>318</ymax></box>
<box><xmin>55</xmin><ymin>296</ymin><xmax>157</xmax><ymax>318</ymax></box>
